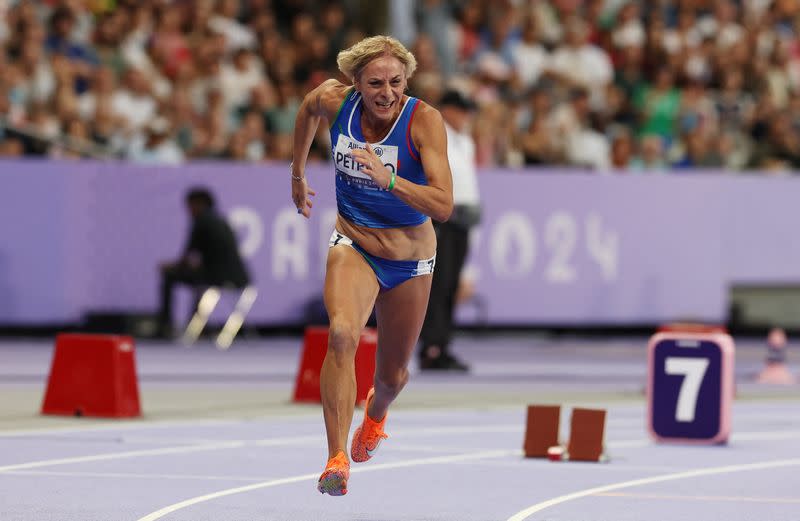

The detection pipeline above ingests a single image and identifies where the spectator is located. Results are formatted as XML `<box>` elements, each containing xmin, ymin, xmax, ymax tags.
<box><xmin>634</xmin><ymin>66</ymin><xmax>681</xmax><ymax>141</ymax></box>
<box><xmin>550</xmin><ymin>87</ymin><xmax>610</xmax><ymax>170</ymax></box>
<box><xmin>610</xmin><ymin>126</ymin><xmax>634</xmax><ymax>170</ymax></box>
<box><xmin>16</xmin><ymin>38</ymin><xmax>55</xmax><ymax>105</ymax></box>
<box><xmin>219</xmin><ymin>48</ymin><xmax>264</xmax><ymax>112</ymax></box>
<box><xmin>611</xmin><ymin>2</ymin><xmax>646</xmax><ymax>50</ymax></box>
<box><xmin>548</xmin><ymin>17</ymin><xmax>614</xmax><ymax>110</ymax></box>
<box><xmin>320</xmin><ymin>2</ymin><xmax>348</xmax><ymax>62</ymax></box>
<box><xmin>630</xmin><ymin>134</ymin><xmax>668</xmax><ymax>172</ymax></box>
<box><xmin>50</xmin><ymin>117</ymin><xmax>91</xmax><ymax>159</ymax></box>
<box><xmin>127</xmin><ymin>116</ymin><xmax>185</xmax><ymax>164</ymax></box>
<box><xmin>45</xmin><ymin>6</ymin><xmax>97</xmax><ymax>94</ymax></box>
<box><xmin>472</xmin><ymin>8</ymin><xmax>520</xmax><ymax>85</ymax></box>
<box><xmin>453</xmin><ymin>0</ymin><xmax>484</xmax><ymax>65</ymax></box>
<box><xmin>0</xmin><ymin>137</ymin><xmax>24</xmax><ymax>157</ymax></box>
<box><xmin>77</xmin><ymin>66</ymin><xmax>116</xmax><ymax>120</ymax></box>
<box><xmin>265</xmin><ymin>79</ymin><xmax>300</xmax><ymax>144</ymax></box>
<box><xmin>673</xmin><ymin>128</ymin><xmax>724</xmax><ymax>168</ymax></box>
<box><xmin>92</xmin><ymin>10</ymin><xmax>127</xmax><ymax>74</ymax></box>
<box><xmin>511</xmin><ymin>15</ymin><xmax>549</xmax><ymax>91</ymax></box>
<box><xmin>208</xmin><ymin>0</ymin><xmax>256</xmax><ymax>51</ymax></box>
<box><xmin>90</xmin><ymin>101</ymin><xmax>120</xmax><ymax>149</ymax></box>
<box><xmin>0</xmin><ymin>0</ymin><xmax>799</xmax><ymax>173</ymax></box>
<box><xmin>46</xmin><ymin>6</ymin><xmax>90</xmax><ymax>61</ymax></box>
<box><xmin>704</xmin><ymin>0</ymin><xmax>745</xmax><ymax>50</ymax></box>
<box><xmin>678</xmin><ymin>79</ymin><xmax>718</xmax><ymax>138</ymax></box>
<box><xmin>715</xmin><ymin>68</ymin><xmax>755</xmax><ymax>134</ymax></box>
<box><xmin>517</xmin><ymin>86</ymin><xmax>560</xmax><ymax>165</ymax></box>
<box><xmin>111</xmin><ymin>68</ymin><xmax>157</xmax><ymax>132</ymax></box>
<box><xmin>150</xmin><ymin>5</ymin><xmax>192</xmax><ymax>80</ymax></box>
<box><xmin>25</xmin><ymin>102</ymin><xmax>60</xmax><ymax>155</ymax></box>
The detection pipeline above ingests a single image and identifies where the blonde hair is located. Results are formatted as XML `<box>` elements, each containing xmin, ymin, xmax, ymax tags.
<box><xmin>336</xmin><ymin>35</ymin><xmax>418</xmax><ymax>82</ymax></box>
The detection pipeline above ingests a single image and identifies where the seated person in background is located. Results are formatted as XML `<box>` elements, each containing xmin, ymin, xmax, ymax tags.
<box><xmin>157</xmin><ymin>187</ymin><xmax>250</xmax><ymax>338</ymax></box>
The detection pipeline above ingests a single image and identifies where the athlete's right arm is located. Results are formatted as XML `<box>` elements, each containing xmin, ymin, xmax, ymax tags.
<box><xmin>291</xmin><ymin>79</ymin><xmax>349</xmax><ymax>178</ymax></box>
<box><xmin>291</xmin><ymin>79</ymin><xmax>349</xmax><ymax>218</ymax></box>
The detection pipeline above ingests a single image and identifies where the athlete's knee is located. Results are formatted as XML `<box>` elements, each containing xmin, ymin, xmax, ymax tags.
<box><xmin>374</xmin><ymin>368</ymin><xmax>409</xmax><ymax>397</ymax></box>
<box><xmin>327</xmin><ymin>318</ymin><xmax>360</xmax><ymax>358</ymax></box>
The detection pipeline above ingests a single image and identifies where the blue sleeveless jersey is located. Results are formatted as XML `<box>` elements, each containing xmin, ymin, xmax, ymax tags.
<box><xmin>329</xmin><ymin>90</ymin><xmax>428</xmax><ymax>228</ymax></box>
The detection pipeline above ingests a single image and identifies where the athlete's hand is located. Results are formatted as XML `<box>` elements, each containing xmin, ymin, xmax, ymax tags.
<box><xmin>350</xmin><ymin>143</ymin><xmax>392</xmax><ymax>189</ymax></box>
<box><xmin>291</xmin><ymin>175</ymin><xmax>315</xmax><ymax>218</ymax></box>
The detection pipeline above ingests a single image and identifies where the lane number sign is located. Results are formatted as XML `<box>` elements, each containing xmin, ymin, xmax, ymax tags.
<box><xmin>647</xmin><ymin>328</ymin><xmax>735</xmax><ymax>444</ymax></box>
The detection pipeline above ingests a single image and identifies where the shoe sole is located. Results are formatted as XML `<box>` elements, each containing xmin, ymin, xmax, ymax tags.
<box><xmin>317</xmin><ymin>469</ymin><xmax>348</xmax><ymax>496</ymax></box>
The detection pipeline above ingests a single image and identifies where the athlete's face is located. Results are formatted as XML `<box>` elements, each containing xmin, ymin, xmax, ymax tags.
<box><xmin>355</xmin><ymin>55</ymin><xmax>407</xmax><ymax>123</ymax></box>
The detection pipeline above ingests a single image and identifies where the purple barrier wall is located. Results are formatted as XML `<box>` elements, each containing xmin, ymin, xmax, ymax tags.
<box><xmin>2</xmin><ymin>160</ymin><xmax>798</xmax><ymax>325</ymax></box>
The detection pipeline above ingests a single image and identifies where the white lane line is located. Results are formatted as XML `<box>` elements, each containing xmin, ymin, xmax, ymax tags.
<box><xmin>0</xmin><ymin>431</ymin><xmax>340</xmax><ymax>474</ymax></box>
<box><xmin>729</xmin><ymin>430</ymin><xmax>800</xmax><ymax>441</ymax></box>
<box><xmin>2</xmin><ymin>426</ymin><xmax>798</xmax><ymax>476</ymax></box>
<box><xmin>0</xmin><ymin>419</ymin><xmax>245</xmax><ymax>437</ymax></box>
<box><xmin>0</xmin><ymin>426</ymin><xmax>800</xmax><ymax>479</ymax></box>
<box><xmin>0</xmin><ymin>411</ymin><xmax>336</xmax><ymax>438</ymax></box>
<box><xmin>0</xmin><ymin>441</ymin><xmax>245</xmax><ymax>473</ymax></box>
<box><xmin>387</xmin><ymin>425</ymin><xmax>520</xmax><ymax>436</ymax></box>
<box><xmin>605</xmin><ymin>429</ymin><xmax>800</xmax><ymax>449</ymax></box>
<box><xmin>450</xmin><ymin>460</ymin><xmax>694</xmax><ymax>473</ymax></box>
<box><xmin>7</xmin><ymin>426</ymin><xmax>799</xmax><ymax>450</ymax></box>
<box><xmin>504</xmin><ymin>458</ymin><xmax>800</xmax><ymax>521</ymax></box>
<box><xmin>2</xmin><ymin>407</ymin><xmax>797</xmax><ymax>437</ymax></box>
<box><xmin>593</xmin><ymin>492</ymin><xmax>800</xmax><ymax>504</ymax></box>
<box><xmin>5</xmin><ymin>470</ymin><xmax>271</xmax><ymax>482</ymax></box>
<box><xmin>135</xmin><ymin>449</ymin><xmax>515</xmax><ymax>521</ymax></box>
<box><xmin>0</xmin><ymin>425</ymin><xmax>517</xmax><ymax>475</ymax></box>
<box><xmin>131</xmin><ymin>428</ymin><xmax>800</xmax><ymax>521</ymax></box>
<box><xmin>379</xmin><ymin>443</ymin><xmax>495</xmax><ymax>454</ymax></box>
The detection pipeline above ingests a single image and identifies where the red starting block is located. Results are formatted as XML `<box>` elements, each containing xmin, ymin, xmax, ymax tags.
<box><xmin>566</xmin><ymin>407</ymin><xmax>607</xmax><ymax>462</ymax></box>
<box><xmin>523</xmin><ymin>404</ymin><xmax>608</xmax><ymax>462</ymax></box>
<box><xmin>292</xmin><ymin>326</ymin><xmax>377</xmax><ymax>404</ymax></box>
<box><xmin>41</xmin><ymin>333</ymin><xmax>141</xmax><ymax>418</ymax></box>
<box><xmin>523</xmin><ymin>405</ymin><xmax>561</xmax><ymax>458</ymax></box>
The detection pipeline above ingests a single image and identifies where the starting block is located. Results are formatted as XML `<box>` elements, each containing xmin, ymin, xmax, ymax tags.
<box><xmin>292</xmin><ymin>326</ymin><xmax>377</xmax><ymax>404</ymax></box>
<box><xmin>41</xmin><ymin>333</ymin><xmax>141</xmax><ymax>418</ymax></box>
<box><xmin>523</xmin><ymin>405</ymin><xmax>561</xmax><ymax>458</ymax></box>
<box><xmin>566</xmin><ymin>407</ymin><xmax>607</xmax><ymax>462</ymax></box>
<box><xmin>523</xmin><ymin>405</ymin><xmax>608</xmax><ymax>462</ymax></box>
<box><xmin>647</xmin><ymin>323</ymin><xmax>734</xmax><ymax>444</ymax></box>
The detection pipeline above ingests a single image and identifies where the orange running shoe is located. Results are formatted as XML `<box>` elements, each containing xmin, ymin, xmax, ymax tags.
<box><xmin>350</xmin><ymin>388</ymin><xmax>388</xmax><ymax>463</ymax></box>
<box><xmin>317</xmin><ymin>450</ymin><xmax>350</xmax><ymax>496</ymax></box>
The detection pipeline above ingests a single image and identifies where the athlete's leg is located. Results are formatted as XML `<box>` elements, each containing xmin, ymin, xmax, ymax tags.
<box><xmin>321</xmin><ymin>245</ymin><xmax>380</xmax><ymax>459</ymax></box>
<box><xmin>369</xmin><ymin>273</ymin><xmax>433</xmax><ymax>420</ymax></box>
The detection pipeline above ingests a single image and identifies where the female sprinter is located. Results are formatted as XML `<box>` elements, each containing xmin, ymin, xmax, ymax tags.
<box><xmin>290</xmin><ymin>35</ymin><xmax>453</xmax><ymax>496</ymax></box>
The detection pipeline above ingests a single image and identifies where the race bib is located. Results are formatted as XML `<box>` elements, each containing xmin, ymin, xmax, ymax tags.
<box><xmin>333</xmin><ymin>134</ymin><xmax>398</xmax><ymax>187</ymax></box>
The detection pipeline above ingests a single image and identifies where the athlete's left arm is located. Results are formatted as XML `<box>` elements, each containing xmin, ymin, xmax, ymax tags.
<box><xmin>396</xmin><ymin>103</ymin><xmax>454</xmax><ymax>222</ymax></box>
<box><xmin>350</xmin><ymin>102</ymin><xmax>453</xmax><ymax>222</ymax></box>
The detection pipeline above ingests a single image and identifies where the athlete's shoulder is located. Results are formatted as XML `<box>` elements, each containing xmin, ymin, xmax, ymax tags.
<box><xmin>316</xmin><ymin>80</ymin><xmax>355</xmax><ymax>118</ymax></box>
<box><xmin>409</xmin><ymin>99</ymin><xmax>445</xmax><ymax>144</ymax></box>
<box><xmin>409</xmin><ymin>98</ymin><xmax>443</xmax><ymax>128</ymax></box>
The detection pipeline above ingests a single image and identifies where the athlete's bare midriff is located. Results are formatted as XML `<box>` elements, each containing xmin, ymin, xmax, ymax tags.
<box><xmin>336</xmin><ymin>215</ymin><xmax>436</xmax><ymax>260</ymax></box>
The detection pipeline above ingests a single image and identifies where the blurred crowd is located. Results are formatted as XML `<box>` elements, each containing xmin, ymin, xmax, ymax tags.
<box><xmin>1</xmin><ymin>0</ymin><xmax>800</xmax><ymax>172</ymax></box>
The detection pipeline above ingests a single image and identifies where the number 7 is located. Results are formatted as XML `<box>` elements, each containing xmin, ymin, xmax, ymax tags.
<box><xmin>665</xmin><ymin>357</ymin><xmax>709</xmax><ymax>422</ymax></box>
